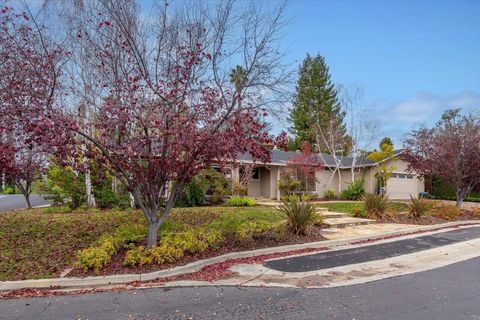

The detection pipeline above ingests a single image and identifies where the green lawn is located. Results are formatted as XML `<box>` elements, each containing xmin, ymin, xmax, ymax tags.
<box><xmin>0</xmin><ymin>206</ymin><xmax>282</xmax><ymax>281</ymax></box>
<box><xmin>320</xmin><ymin>201</ymin><xmax>409</xmax><ymax>214</ymax></box>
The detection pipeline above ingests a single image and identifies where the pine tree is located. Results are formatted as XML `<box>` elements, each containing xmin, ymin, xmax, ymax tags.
<box><xmin>289</xmin><ymin>53</ymin><xmax>347</xmax><ymax>152</ymax></box>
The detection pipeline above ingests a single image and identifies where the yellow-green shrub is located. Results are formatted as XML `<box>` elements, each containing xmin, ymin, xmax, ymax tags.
<box><xmin>123</xmin><ymin>229</ymin><xmax>225</xmax><ymax>267</ymax></box>
<box><xmin>228</xmin><ymin>196</ymin><xmax>256</xmax><ymax>206</ymax></box>
<box><xmin>76</xmin><ymin>236</ymin><xmax>118</xmax><ymax>273</ymax></box>
<box><xmin>124</xmin><ymin>246</ymin><xmax>153</xmax><ymax>267</ymax></box>
<box><xmin>76</xmin><ymin>224</ymin><xmax>147</xmax><ymax>272</ymax></box>
<box><xmin>234</xmin><ymin>221</ymin><xmax>277</xmax><ymax>242</ymax></box>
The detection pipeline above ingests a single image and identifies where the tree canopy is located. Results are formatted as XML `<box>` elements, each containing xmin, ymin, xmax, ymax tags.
<box><xmin>403</xmin><ymin>109</ymin><xmax>480</xmax><ymax>207</ymax></box>
<box><xmin>289</xmin><ymin>53</ymin><xmax>347</xmax><ymax>152</ymax></box>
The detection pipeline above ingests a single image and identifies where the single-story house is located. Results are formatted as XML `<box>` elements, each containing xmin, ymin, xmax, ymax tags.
<box><xmin>228</xmin><ymin>149</ymin><xmax>424</xmax><ymax>200</ymax></box>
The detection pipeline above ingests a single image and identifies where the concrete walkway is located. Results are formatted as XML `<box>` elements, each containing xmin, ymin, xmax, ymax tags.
<box><xmin>321</xmin><ymin>223</ymin><xmax>419</xmax><ymax>240</ymax></box>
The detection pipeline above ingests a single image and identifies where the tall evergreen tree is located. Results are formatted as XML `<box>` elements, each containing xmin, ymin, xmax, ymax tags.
<box><xmin>289</xmin><ymin>53</ymin><xmax>347</xmax><ymax>152</ymax></box>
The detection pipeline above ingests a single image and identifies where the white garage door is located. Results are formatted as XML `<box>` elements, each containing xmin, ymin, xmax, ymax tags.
<box><xmin>387</xmin><ymin>173</ymin><xmax>417</xmax><ymax>200</ymax></box>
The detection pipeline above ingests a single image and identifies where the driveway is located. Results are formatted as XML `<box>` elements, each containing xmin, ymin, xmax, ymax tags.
<box><xmin>1</xmin><ymin>258</ymin><xmax>479</xmax><ymax>320</ymax></box>
<box><xmin>0</xmin><ymin>194</ymin><xmax>49</xmax><ymax>212</ymax></box>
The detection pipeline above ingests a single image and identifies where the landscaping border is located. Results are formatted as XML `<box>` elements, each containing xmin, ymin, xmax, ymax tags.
<box><xmin>2</xmin><ymin>220</ymin><xmax>479</xmax><ymax>291</ymax></box>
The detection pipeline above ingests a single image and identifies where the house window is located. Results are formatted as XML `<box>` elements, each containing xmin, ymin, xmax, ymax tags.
<box><xmin>392</xmin><ymin>173</ymin><xmax>415</xmax><ymax>179</ymax></box>
<box><xmin>251</xmin><ymin>167</ymin><xmax>260</xmax><ymax>180</ymax></box>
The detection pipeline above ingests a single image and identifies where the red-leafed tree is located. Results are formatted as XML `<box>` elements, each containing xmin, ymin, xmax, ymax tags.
<box><xmin>0</xmin><ymin>6</ymin><xmax>70</xmax><ymax>208</ymax></box>
<box><xmin>64</xmin><ymin>0</ymin><xmax>290</xmax><ymax>247</ymax></box>
<box><xmin>284</xmin><ymin>141</ymin><xmax>323</xmax><ymax>194</ymax></box>
<box><xmin>403</xmin><ymin>109</ymin><xmax>480</xmax><ymax>207</ymax></box>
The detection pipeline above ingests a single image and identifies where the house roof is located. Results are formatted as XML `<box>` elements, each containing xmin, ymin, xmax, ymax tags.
<box><xmin>238</xmin><ymin>149</ymin><xmax>405</xmax><ymax>168</ymax></box>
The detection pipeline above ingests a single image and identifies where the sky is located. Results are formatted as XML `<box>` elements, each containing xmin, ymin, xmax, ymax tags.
<box><xmin>282</xmin><ymin>0</ymin><xmax>480</xmax><ymax>147</ymax></box>
<box><xmin>28</xmin><ymin>0</ymin><xmax>477</xmax><ymax>149</ymax></box>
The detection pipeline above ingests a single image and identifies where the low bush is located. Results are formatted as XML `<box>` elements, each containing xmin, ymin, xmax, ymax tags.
<box><xmin>278</xmin><ymin>173</ymin><xmax>301</xmax><ymax>196</ymax></box>
<box><xmin>407</xmin><ymin>196</ymin><xmax>433</xmax><ymax>218</ymax></box>
<box><xmin>196</xmin><ymin>169</ymin><xmax>230</xmax><ymax>204</ymax></box>
<box><xmin>175</xmin><ymin>180</ymin><xmax>205</xmax><ymax>207</ymax></box>
<box><xmin>362</xmin><ymin>193</ymin><xmax>390</xmax><ymax>218</ymax></box>
<box><xmin>76</xmin><ymin>223</ymin><xmax>146</xmax><ymax>273</ymax></box>
<box><xmin>233</xmin><ymin>220</ymin><xmax>279</xmax><ymax>243</ymax></box>
<box><xmin>95</xmin><ymin>182</ymin><xmax>131</xmax><ymax>209</ymax></box>
<box><xmin>228</xmin><ymin>196</ymin><xmax>256</xmax><ymax>206</ymax></box>
<box><xmin>323</xmin><ymin>189</ymin><xmax>338</xmax><ymax>200</ymax></box>
<box><xmin>1</xmin><ymin>186</ymin><xmax>15</xmax><ymax>194</ymax></box>
<box><xmin>40</xmin><ymin>165</ymin><xmax>86</xmax><ymax>209</ymax></box>
<box><xmin>472</xmin><ymin>208</ymin><xmax>480</xmax><ymax>218</ymax></box>
<box><xmin>277</xmin><ymin>195</ymin><xmax>317</xmax><ymax>235</ymax></box>
<box><xmin>124</xmin><ymin>229</ymin><xmax>225</xmax><ymax>267</ymax></box>
<box><xmin>429</xmin><ymin>204</ymin><xmax>462</xmax><ymax>220</ymax></box>
<box><xmin>341</xmin><ymin>179</ymin><xmax>365</xmax><ymax>200</ymax></box>
<box><xmin>352</xmin><ymin>208</ymin><xmax>368</xmax><ymax>218</ymax></box>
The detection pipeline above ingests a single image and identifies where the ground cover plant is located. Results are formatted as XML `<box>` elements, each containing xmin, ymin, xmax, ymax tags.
<box><xmin>1</xmin><ymin>205</ymin><xmax>327</xmax><ymax>280</ymax></box>
<box><xmin>0</xmin><ymin>208</ymin><xmax>139</xmax><ymax>281</ymax></box>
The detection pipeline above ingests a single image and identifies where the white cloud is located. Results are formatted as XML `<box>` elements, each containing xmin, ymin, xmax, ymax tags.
<box><xmin>372</xmin><ymin>91</ymin><xmax>480</xmax><ymax>147</ymax></box>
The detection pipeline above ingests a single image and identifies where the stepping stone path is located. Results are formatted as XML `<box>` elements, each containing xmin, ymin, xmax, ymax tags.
<box><xmin>316</xmin><ymin>207</ymin><xmax>376</xmax><ymax>228</ymax></box>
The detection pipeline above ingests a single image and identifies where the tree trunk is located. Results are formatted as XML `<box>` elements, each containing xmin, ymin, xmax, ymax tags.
<box><xmin>129</xmin><ymin>192</ymin><xmax>135</xmax><ymax>208</ymax></box>
<box><xmin>147</xmin><ymin>222</ymin><xmax>160</xmax><ymax>248</ymax></box>
<box><xmin>455</xmin><ymin>190</ymin><xmax>464</xmax><ymax>208</ymax></box>
<box><xmin>112</xmin><ymin>177</ymin><xmax>118</xmax><ymax>193</ymax></box>
<box><xmin>351</xmin><ymin>167</ymin><xmax>355</xmax><ymax>182</ymax></box>
<box><xmin>337</xmin><ymin>169</ymin><xmax>342</xmax><ymax>193</ymax></box>
<box><xmin>24</xmin><ymin>193</ymin><xmax>32</xmax><ymax>209</ymax></box>
<box><xmin>85</xmin><ymin>170</ymin><xmax>96</xmax><ymax>208</ymax></box>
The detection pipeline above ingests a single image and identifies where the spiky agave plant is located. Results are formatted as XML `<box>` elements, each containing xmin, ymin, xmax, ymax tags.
<box><xmin>362</xmin><ymin>193</ymin><xmax>391</xmax><ymax>219</ymax></box>
<box><xmin>277</xmin><ymin>195</ymin><xmax>319</xmax><ymax>235</ymax></box>
<box><xmin>407</xmin><ymin>195</ymin><xmax>433</xmax><ymax>218</ymax></box>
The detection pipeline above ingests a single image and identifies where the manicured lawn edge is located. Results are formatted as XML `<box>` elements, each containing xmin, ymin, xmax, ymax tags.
<box><xmin>2</xmin><ymin>220</ymin><xmax>479</xmax><ymax>291</ymax></box>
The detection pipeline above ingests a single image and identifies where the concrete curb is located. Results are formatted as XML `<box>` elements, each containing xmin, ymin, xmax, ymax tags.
<box><xmin>1</xmin><ymin>220</ymin><xmax>479</xmax><ymax>291</ymax></box>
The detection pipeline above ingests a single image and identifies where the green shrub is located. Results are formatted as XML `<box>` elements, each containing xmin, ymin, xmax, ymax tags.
<box><xmin>352</xmin><ymin>208</ymin><xmax>368</xmax><ymax>218</ymax></box>
<box><xmin>233</xmin><ymin>220</ymin><xmax>278</xmax><ymax>243</ymax></box>
<box><xmin>278</xmin><ymin>173</ymin><xmax>301</xmax><ymax>196</ymax></box>
<box><xmin>40</xmin><ymin>165</ymin><xmax>86</xmax><ymax>209</ymax></box>
<box><xmin>341</xmin><ymin>179</ymin><xmax>365</xmax><ymax>200</ymax></box>
<box><xmin>277</xmin><ymin>195</ymin><xmax>317</xmax><ymax>235</ymax></box>
<box><xmin>175</xmin><ymin>180</ymin><xmax>205</xmax><ymax>207</ymax></box>
<box><xmin>362</xmin><ymin>193</ymin><xmax>390</xmax><ymax>218</ymax></box>
<box><xmin>196</xmin><ymin>169</ymin><xmax>230</xmax><ymax>204</ymax></box>
<box><xmin>323</xmin><ymin>189</ymin><xmax>338</xmax><ymax>200</ymax></box>
<box><xmin>408</xmin><ymin>195</ymin><xmax>433</xmax><ymax>218</ymax></box>
<box><xmin>95</xmin><ymin>182</ymin><xmax>131</xmax><ymax>209</ymax></box>
<box><xmin>228</xmin><ymin>196</ymin><xmax>256</xmax><ymax>206</ymax></box>
<box><xmin>1</xmin><ymin>186</ymin><xmax>15</xmax><ymax>194</ymax></box>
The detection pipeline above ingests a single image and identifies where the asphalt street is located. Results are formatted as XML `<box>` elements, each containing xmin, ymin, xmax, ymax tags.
<box><xmin>1</xmin><ymin>257</ymin><xmax>479</xmax><ymax>320</ymax></box>
<box><xmin>0</xmin><ymin>194</ymin><xmax>49</xmax><ymax>212</ymax></box>
<box><xmin>266</xmin><ymin>226</ymin><xmax>480</xmax><ymax>272</ymax></box>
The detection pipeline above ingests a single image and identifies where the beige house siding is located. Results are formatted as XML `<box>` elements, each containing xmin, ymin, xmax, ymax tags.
<box><xmin>238</xmin><ymin>156</ymin><xmax>423</xmax><ymax>200</ymax></box>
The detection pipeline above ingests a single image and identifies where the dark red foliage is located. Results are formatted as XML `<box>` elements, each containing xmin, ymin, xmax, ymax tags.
<box><xmin>0</xmin><ymin>6</ymin><xmax>72</xmax><ymax>205</ymax></box>
<box><xmin>402</xmin><ymin>110</ymin><xmax>480</xmax><ymax>206</ymax></box>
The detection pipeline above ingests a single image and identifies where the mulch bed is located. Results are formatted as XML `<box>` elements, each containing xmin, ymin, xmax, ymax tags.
<box><xmin>68</xmin><ymin>225</ymin><xmax>327</xmax><ymax>278</ymax></box>
<box><xmin>377</xmin><ymin>209</ymin><xmax>480</xmax><ymax>225</ymax></box>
